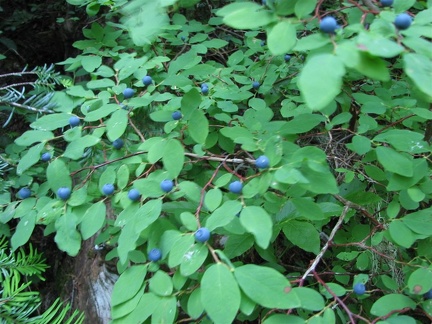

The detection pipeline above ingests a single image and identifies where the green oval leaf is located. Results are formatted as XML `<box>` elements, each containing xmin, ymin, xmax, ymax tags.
<box><xmin>267</xmin><ymin>21</ymin><xmax>296</xmax><ymax>55</ymax></box>
<box><xmin>149</xmin><ymin>270</ymin><xmax>173</xmax><ymax>297</ymax></box>
<box><xmin>376</xmin><ymin>146</ymin><xmax>413</xmax><ymax>177</ymax></box>
<box><xmin>239</xmin><ymin>206</ymin><xmax>273</xmax><ymax>249</ymax></box>
<box><xmin>163</xmin><ymin>138</ymin><xmax>184</xmax><ymax>179</ymax></box>
<box><xmin>370</xmin><ymin>294</ymin><xmax>416</xmax><ymax>316</ymax></box>
<box><xmin>111</xmin><ymin>265</ymin><xmax>147</xmax><ymax>306</ymax></box>
<box><xmin>403</xmin><ymin>53</ymin><xmax>432</xmax><ymax>98</ymax></box>
<box><xmin>201</xmin><ymin>263</ymin><xmax>241</xmax><ymax>323</ymax></box>
<box><xmin>298</xmin><ymin>54</ymin><xmax>345</xmax><ymax>110</ymax></box>
<box><xmin>17</xmin><ymin>143</ymin><xmax>44</xmax><ymax>175</ymax></box>
<box><xmin>30</xmin><ymin>113</ymin><xmax>71</xmax><ymax>131</ymax></box>
<box><xmin>188</xmin><ymin>109</ymin><xmax>209</xmax><ymax>144</ymax></box>
<box><xmin>234</xmin><ymin>264</ymin><xmax>300</xmax><ymax>309</ymax></box>
<box><xmin>11</xmin><ymin>211</ymin><xmax>36</xmax><ymax>251</ymax></box>
<box><xmin>106</xmin><ymin>109</ymin><xmax>128</xmax><ymax>142</ymax></box>
<box><xmin>46</xmin><ymin>158</ymin><xmax>72</xmax><ymax>193</ymax></box>
<box><xmin>292</xmin><ymin>287</ymin><xmax>325</xmax><ymax>311</ymax></box>
<box><xmin>180</xmin><ymin>243</ymin><xmax>208</xmax><ymax>277</ymax></box>
<box><xmin>407</xmin><ymin>267</ymin><xmax>432</xmax><ymax>295</ymax></box>
<box><xmin>388</xmin><ymin>220</ymin><xmax>415</xmax><ymax>248</ymax></box>
<box><xmin>205</xmin><ymin>200</ymin><xmax>242</xmax><ymax>231</ymax></box>
<box><xmin>283</xmin><ymin>220</ymin><xmax>320</xmax><ymax>254</ymax></box>
<box><xmin>80</xmin><ymin>201</ymin><xmax>106</xmax><ymax>240</ymax></box>
<box><xmin>15</xmin><ymin>130</ymin><xmax>54</xmax><ymax>146</ymax></box>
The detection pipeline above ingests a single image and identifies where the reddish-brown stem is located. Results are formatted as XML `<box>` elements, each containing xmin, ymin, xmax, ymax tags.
<box><xmin>313</xmin><ymin>271</ymin><xmax>370</xmax><ymax>323</ymax></box>
<box><xmin>127</xmin><ymin>112</ymin><xmax>145</xmax><ymax>142</ymax></box>
<box><xmin>194</xmin><ymin>161</ymin><xmax>224</xmax><ymax>225</ymax></box>
<box><xmin>334</xmin><ymin>195</ymin><xmax>384</xmax><ymax>229</ymax></box>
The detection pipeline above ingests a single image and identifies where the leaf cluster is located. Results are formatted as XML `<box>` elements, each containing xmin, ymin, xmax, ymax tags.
<box><xmin>0</xmin><ymin>0</ymin><xmax>431</xmax><ymax>323</ymax></box>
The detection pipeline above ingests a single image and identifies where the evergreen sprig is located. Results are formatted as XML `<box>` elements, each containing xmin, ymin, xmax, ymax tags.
<box><xmin>0</xmin><ymin>238</ymin><xmax>84</xmax><ymax>323</ymax></box>
<box><xmin>0</xmin><ymin>64</ymin><xmax>63</xmax><ymax>127</ymax></box>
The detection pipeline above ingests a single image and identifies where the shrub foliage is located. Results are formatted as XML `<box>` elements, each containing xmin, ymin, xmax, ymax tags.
<box><xmin>1</xmin><ymin>0</ymin><xmax>432</xmax><ymax>322</ymax></box>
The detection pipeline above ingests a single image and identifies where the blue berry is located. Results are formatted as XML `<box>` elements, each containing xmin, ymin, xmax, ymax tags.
<box><xmin>284</xmin><ymin>54</ymin><xmax>292</xmax><ymax>62</ymax></box>
<box><xmin>112</xmin><ymin>139</ymin><xmax>124</xmax><ymax>150</ymax></box>
<box><xmin>320</xmin><ymin>16</ymin><xmax>338</xmax><ymax>34</ymax></box>
<box><xmin>148</xmin><ymin>248</ymin><xmax>162</xmax><ymax>262</ymax></box>
<box><xmin>353</xmin><ymin>283</ymin><xmax>366</xmax><ymax>295</ymax></box>
<box><xmin>160</xmin><ymin>180</ymin><xmax>174</xmax><ymax>193</ymax></box>
<box><xmin>255</xmin><ymin>155</ymin><xmax>270</xmax><ymax>169</ymax></box>
<box><xmin>394</xmin><ymin>13</ymin><xmax>412</xmax><ymax>30</ymax></box>
<box><xmin>142</xmin><ymin>75</ymin><xmax>153</xmax><ymax>86</ymax></box>
<box><xmin>380</xmin><ymin>0</ymin><xmax>393</xmax><ymax>7</ymax></box>
<box><xmin>229</xmin><ymin>181</ymin><xmax>243</xmax><ymax>194</ymax></box>
<box><xmin>57</xmin><ymin>187</ymin><xmax>71</xmax><ymax>200</ymax></box>
<box><xmin>424</xmin><ymin>289</ymin><xmax>432</xmax><ymax>299</ymax></box>
<box><xmin>195</xmin><ymin>227</ymin><xmax>211</xmax><ymax>243</ymax></box>
<box><xmin>41</xmin><ymin>152</ymin><xmax>51</xmax><ymax>162</ymax></box>
<box><xmin>69</xmin><ymin>116</ymin><xmax>80</xmax><ymax>127</ymax></box>
<box><xmin>252</xmin><ymin>81</ymin><xmax>260</xmax><ymax>90</ymax></box>
<box><xmin>172</xmin><ymin>111</ymin><xmax>182</xmax><ymax>120</ymax></box>
<box><xmin>18</xmin><ymin>187</ymin><xmax>31</xmax><ymax>199</ymax></box>
<box><xmin>123</xmin><ymin>87</ymin><xmax>135</xmax><ymax>99</ymax></box>
<box><xmin>102</xmin><ymin>183</ymin><xmax>115</xmax><ymax>196</ymax></box>
<box><xmin>128</xmin><ymin>189</ymin><xmax>141</xmax><ymax>201</ymax></box>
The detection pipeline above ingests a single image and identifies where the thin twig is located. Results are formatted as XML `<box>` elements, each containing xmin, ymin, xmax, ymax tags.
<box><xmin>185</xmin><ymin>152</ymin><xmax>255</xmax><ymax>164</ymax></box>
<box><xmin>0</xmin><ymin>101</ymin><xmax>54</xmax><ymax>114</ymax></box>
<box><xmin>301</xmin><ymin>205</ymin><xmax>350</xmax><ymax>282</ymax></box>
<box><xmin>195</xmin><ymin>160</ymin><xmax>225</xmax><ymax>224</ymax></box>
<box><xmin>313</xmin><ymin>271</ymin><xmax>370</xmax><ymax>324</ymax></box>
<box><xmin>362</xmin><ymin>0</ymin><xmax>379</xmax><ymax>12</ymax></box>
<box><xmin>127</xmin><ymin>112</ymin><xmax>145</xmax><ymax>142</ymax></box>
<box><xmin>334</xmin><ymin>195</ymin><xmax>384</xmax><ymax>229</ymax></box>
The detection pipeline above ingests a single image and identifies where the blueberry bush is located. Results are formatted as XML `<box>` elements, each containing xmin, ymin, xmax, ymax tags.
<box><xmin>1</xmin><ymin>0</ymin><xmax>432</xmax><ymax>322</ymax></box>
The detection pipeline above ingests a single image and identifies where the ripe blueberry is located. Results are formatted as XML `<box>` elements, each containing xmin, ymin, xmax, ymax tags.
<box><xmin>284</xmin><ymin>54</ymin><xmax>291</xmax><ymax>62</ymax></box>
<box><xmin>380</xmin><ymin>0</ymin><xmax>393</xmax><ymax>7</ymax></box>
<box><xmin>102</xmin><ymin>183</ymin><xmax>115</xmax><ymax>196</ymax></box>
<box><xmin>18</xmin><ymin>187</ymin><xmax>31</xmax><ymax>199</ymax></box>
<box><xmin>424</xmin><ymin>289</ymin><xmax>432</xmax><ymax>300</ymax></box>
<box><xmin>41</xmin><ymin>152</ymin><xmax>51</xmax><ymax>162</ymax></box>
<box><xmin>252</xmin><ymin>81</ymin><xmax>260</xmax><ymax>90</ymax></box>
<box><xmin>394</xmin><ymin>13</ymin><xmax>412</xmax><ymax>30</ymax></box>
<box><xmin>255</xmin><ymin>155</ymin><xmax>270</xmax><ymax>169</ymax></box>
<box><xmin>128</xmin><ymin>188</ymin><xmax>141</xmax><ymax>201</ymax></box>
<box><xmin>172</xmin><ymin>111</ymin><xmax>182</xmax><ymax>120</ymax></box>
<box><xmin>229</xmin><ymin>181</ymin><xmax>243</xmax><ymax>194</ymax></box>
<box><xmin>180</xmin><ymin>36</ymin><xmax>186</xmax><ymax>41</ymax></box>
<box><xmin>201</xmin><ymin>83</ymin><xmax>209</xmax><ymax>95</ymax></box>
<box><xmin>195</xmin><ymin>227</ymin><xmax>211</xmax><ymax>243</ymax></box>
<box><xmin>353</xmin><ymin>283</ymin><xmax>366</xmax><ymax>295</ymax></box>
<box><xmin>69</xmin><ymin>116</ymin><xmax>80</xmax><ymax>127</ymax></box>
<box><xmin>260</xmin><ymin>40</ymin><xmax>265</xmax><ymax>46</ymax></box>
<box><xmin>148</xmin><ymin>248</ymin><xmax>162</xmax><ymax>262</ymax></box>
<box><xmin>112</xmin><ymin>139</ymin><xmax>124</xmax><ymax>150</ymax></box>
<box><xmin>142</xmin><ymin>75</ymin><xmax>153</xmax><ymax>86</ymax></box>
<box><xmin>123</xmin><ymin>87</ymin><xmax>135</xmax><ymax>99</ymax></box>
<box><xmin>320</xmin><ymin>16</ymin><xmax>338</xmax><ymax>34</ymax></box>
<box><xmin>57</xmin><ymin>187</ymin><xmax>71</xmax><ymax>200</ymax></box>
<box><xmin>160</xmin><ymin>180</ymin><xmax>174</xmax><ymax>193</ymax></box>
